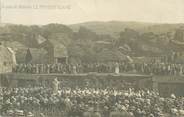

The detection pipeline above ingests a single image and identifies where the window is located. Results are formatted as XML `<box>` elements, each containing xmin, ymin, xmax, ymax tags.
<box><xmin>3</xmin><ymin>62</ymin><xmax>7</xmax><ymax>66</ymax></box>
<box><xmin>56</xmin><ymin>57</ymin><xmax>67</xmax><ymax>64</ymax></box>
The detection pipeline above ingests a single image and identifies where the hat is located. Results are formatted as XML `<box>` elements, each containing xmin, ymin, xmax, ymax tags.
<box><xmin>171</xmin><ymin>94</ymin><xmax>176</xmax><ymax>99</ymax></box>
<box><xmin>40</xmin><ymin>113</ymin><xmax>45</xmax><ymax>117</ymax></box>
<box><xmin>129</xmin><ymin>112</ymin><xmax>134</xmax><ymax>116</ymax></box>
<box><xmin>149</xmin><ymin>113</ymin><xmax>154</xmax><ymax>117</ymax></box>
<box><xmin>7</xmin><ymin>110</ymin><xmax>14</xmax><ymax>115</ymax></box>
<box><xmin>179</xmin><ymin>110</ymin><xmax>184</xmax><ymax>115</ymax></box>
<box><xmin>129</xmin><ymin>106</ymin><xmax>136</xmax><ymax>111</ymax></box>
<box><xmin>27</xmin><ymin>112</ymin><xmax>34</xmax><ymax>117</ymax></box>
<box><xmin>171</xmin><ymin>108</ymin><xmax>178</xmax><ymax>114</ymax></box>
<box><xmin>124</xmin><ymin>100</ymin><xmax>129</xmax><ymax>104</ymax></box>
<box><xmin>15</xmin><ymin>110</ymin><xmax>24</xmax><ymax>116</ymax></box>
<box><xmin>159</xmin><ymin>97</ymin><xmax>165</xmax><ymax>102</ymax></box>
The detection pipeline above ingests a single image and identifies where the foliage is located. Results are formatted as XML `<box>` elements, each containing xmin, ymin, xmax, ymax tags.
<box><xmin>0</xmin><ymin>22</ymin><xmax>183</xmax><ymax>63</ymax></box>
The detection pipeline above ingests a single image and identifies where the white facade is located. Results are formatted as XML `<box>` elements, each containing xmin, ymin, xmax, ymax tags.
<box><xmin>0</xmin><ymin>45</ymin><xmax>16</xmax><ymax>73</ymax></box>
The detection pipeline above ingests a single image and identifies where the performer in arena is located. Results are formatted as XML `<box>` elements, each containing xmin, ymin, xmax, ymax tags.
<box><xmin>73</xmin><ymin>65</ymin><xmax>77</xmax><ymax>74</ymax></box>
<box><xmin>52</xmin><ymin>77</ymin><xmax>60</xmax><ymax>94</ymax></box>
<box><xmin>115</xmin><ymin>62</ymin><xmax>120</xmax><ymax>74</ymax></box>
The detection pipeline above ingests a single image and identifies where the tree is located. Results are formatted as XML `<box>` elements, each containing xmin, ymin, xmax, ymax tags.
<box><xmin>25</xmin><ymin>48</ymin><xmax>32</xmax><ymax>63</ymax></box>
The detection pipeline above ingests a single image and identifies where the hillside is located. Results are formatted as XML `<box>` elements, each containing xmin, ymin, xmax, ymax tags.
<box><xmin>69</xmin><ymin>21</ymin><xmax>184</xmax><ymax>38</ymax></box>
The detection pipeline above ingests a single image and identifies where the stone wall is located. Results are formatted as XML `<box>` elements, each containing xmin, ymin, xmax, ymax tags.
<box><xmin>0</xmin><ymin>73</ymin><xmax>152</xmax><ymax>89</ymax></box>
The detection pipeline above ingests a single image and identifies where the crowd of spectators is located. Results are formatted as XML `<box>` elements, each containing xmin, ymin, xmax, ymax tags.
<box><xmin>13</xmin><ymin>62</ymin><xmax>184</xmax><ymax>75</ymax></box>
<box><xmin>0</xmin><ymin>86</ymin><xmax>184</xmax><ymax>117</ymax></box>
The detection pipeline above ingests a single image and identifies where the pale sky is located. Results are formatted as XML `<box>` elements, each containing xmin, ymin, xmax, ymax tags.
<box><xmin>1</xmin><ymin>0</ymin><xmax>184</xmax><ymax>25</ymax></box>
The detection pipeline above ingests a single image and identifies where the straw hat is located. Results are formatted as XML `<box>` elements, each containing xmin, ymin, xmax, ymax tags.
<box><xmin>27</xmin><ymin>112</ymin><xmax>34</xmax><ymax>117</ymax></box>
<box><xmin>15</xmin><ymin>110</ymin><xmax>24</xmax><ymax>116</ymax></box>
<box><xmin>7</xmin><ymin>110</ymin><xmax>14</xmax><ymax>115</ymax></box>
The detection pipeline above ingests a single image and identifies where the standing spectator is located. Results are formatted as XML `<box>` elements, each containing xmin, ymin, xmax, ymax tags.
<box><xmin>115</xmin><ymin>62</ymin><xmax>120</xmax><ymax>74</ymax></box>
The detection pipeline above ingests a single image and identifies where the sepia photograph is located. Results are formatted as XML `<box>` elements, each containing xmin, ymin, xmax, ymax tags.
<box><xmin>0</xmin><ymin>0</ymin><xmax>184</xmax><ymax>117</ymax></box>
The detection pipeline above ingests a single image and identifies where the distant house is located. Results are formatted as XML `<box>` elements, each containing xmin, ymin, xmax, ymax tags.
<box><xmin>96</xmin><ymin>49</ymin><xmax>129</xmax><ymax>62</ymax></box>
<box><xmin>170</xmin><ymin>28</ymin><xmax>184</xmax><ymax>51</ymax></box>
<box><xmin>169</xmin><ymin>28</ymin><xmax>184</xmax><ymax>63</ymax></box>
<box><xmin>0</xmin><ymin>43</ymin><xmax>16</xmax><ymax>73</ymax></box>
<box><xmin>14</xmin><ymin>35</ymin><xmax>68</xmax><ymax>64</ymax></box>
<box><xmin>39</xmin><ymin>39</ymin><xmax>68</xmax><ymax>64</ymax></box>
<box><xmin>53</xmin><ymin>42</ymin><xmax>68</xmax><ymax>64</ymax></box>
<box><xmin>16</xmin><ymin>48</ymin><xmax>48</xmax><ymax>64</ymax></box>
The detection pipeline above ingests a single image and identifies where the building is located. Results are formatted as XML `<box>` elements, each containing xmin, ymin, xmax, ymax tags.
<box><xmin>16</xmin><ymin>48</ymin><xmax>48</xmax><ymax>64</ymax></box>
<box><xmin>170</xmin><ymin>28</ymin><xmax>184</xmax><ymax>63</ymax></box>
<box><xmin>39</xmin><ymin>39</ymin><xmax>68</xmax><ymax>64</ymax></box>
<box><xmin>13</xmin><ymin>35</ymin><xmax>68</xmax><ymax>64</ymax></box>
<box><xmin>0</xmin><ymin>43</ymin><xmax>16</xmax><ymax>73</ymax></box>
<box><xmin>53</xmin><ymin>43</ymin><xmax>68</xmax><ymax>64</ymax></box>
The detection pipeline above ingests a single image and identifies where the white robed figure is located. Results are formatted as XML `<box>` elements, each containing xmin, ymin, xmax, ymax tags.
<box><xmin>115</xmin><ymin>62</ymin><xmax>120</xmax><ymax>74</ymax></box>
<box><xmin>73</xmin><ymin>65</ymin><xmax>77</xmax><ymax>74</ymax></box>
<box><xmin>53</xmin><ymin>78</ymin><xmax>59</xmax><ymax>94</ymax></box>
<box><xmin>179</xmin><ymin>65</ymin><xmax>183</xmax><ymax>75</ymax></box>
